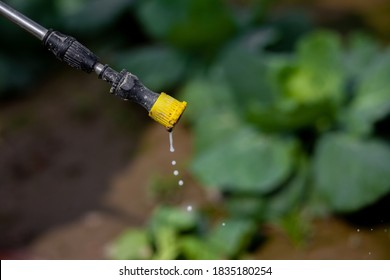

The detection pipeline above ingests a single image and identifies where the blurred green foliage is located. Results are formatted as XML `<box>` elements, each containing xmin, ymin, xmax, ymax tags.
<box><xmin>1</xmin><ymin>0</ymin><xmax>389</xmax><ymax>259</ymax></box>
<box><xmin>110</xmin><ymin>0</ymin><xmax>390</xmax><ymax>259</ymax></box>
<box><xmin>184</xmin><ymin>30</ymin><xmax>390</xmax><ymax>214</ymax></box>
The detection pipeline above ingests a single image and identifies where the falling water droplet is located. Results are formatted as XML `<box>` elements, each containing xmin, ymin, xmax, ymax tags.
<box><xmin>168</xmin><ymin>131</ymin><xmax>183</xmax><ymax>187</ymax></box>
<box><xmin>357</xmin><ymin>229</ymin><xmax>360</xmax><ymax>232</ymax></box>
<box><xmin>187</xmin><ymin>205</ymin><xmax>192</xmax><ymax>212</ymax></box>
<box><xmin>222</xmin><ymin>222</ymin><xmax>226</xmax><ymax>227</ymax></box>
<box><xmin>169</xmin><ymin>131</ymin><xmax>175</xmax><ymax>152</ymax></box>
<box><xmin>370</xmin><ymin>228</ymin><xmax>373</xmax><ymax>232</ymax></box>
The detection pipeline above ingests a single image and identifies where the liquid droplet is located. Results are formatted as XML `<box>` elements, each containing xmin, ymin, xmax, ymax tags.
<box><xmin>368</xmin><ymin>252</ymin><xmax>372</xmax><ymax>255</ymax></box>
<box><xmin>171</xmin><ymin>160</ymin><xmax>176</xmax><ymax>166</ymax></box>
<box><xmin>169</xmin><ymin>131</ymin><xmax>175</xmax><ymax>152</ymax></box>
<box><xmin>222</xmin><ymin>222</ymin><xmax>226</xmax><ymax>227</ymax></box>
<box><xmin>357</xmin><ymin>229</ymin><xmax>360</xmax><ymax>232</ymax></box>
<box><xmin>187</xmin><ymin>205</ymin><xmax>192</xmax><ymax>212</ymax></box>
<box><xmin>178</xmin><ymin>180</ymin><xmax>184</xmax><ymax>186</ymax></box>
<box><xmin>173</xmin><ymin>170</ymin><xmax>179</xmax><ymax>176</ymax></box>
<box><xmin>370</xmin><ymin>228</ymin><xmax>373</xmax><ymax>231</ymax></box>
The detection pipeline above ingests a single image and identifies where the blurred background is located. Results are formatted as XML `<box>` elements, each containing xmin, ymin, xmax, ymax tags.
<box><xmin>0</xmin><ymin>0</ymin><xmax>389</xmax><ymax>259</ymax></box>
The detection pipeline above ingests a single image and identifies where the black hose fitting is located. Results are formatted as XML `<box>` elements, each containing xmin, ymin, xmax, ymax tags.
<box><xmin>99</xmin><ymin>67</ymin><xmax>159</xmax><ymax>111</ymax></box>
<box><xmin>43</xmin><ymin>30</ymin><xmax>98</xmax><ymax>73</ymax></box>
<box><xmin>0</xmin><ymin>0</ymin><xmax>187</xmax><ymax>130</ymax></box>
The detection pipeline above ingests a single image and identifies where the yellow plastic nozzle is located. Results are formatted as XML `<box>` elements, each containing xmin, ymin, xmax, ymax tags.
<box><xmin>149</xmin><ymin>92</ymin><xmax>187</xmax><ymax>130</ymax></box>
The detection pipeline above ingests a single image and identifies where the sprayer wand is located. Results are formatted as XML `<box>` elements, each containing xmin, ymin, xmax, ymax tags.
<box><xmin>0</xmin><ymin>1</ymin><xmax>186</xmax><ymax>131</ymax></box>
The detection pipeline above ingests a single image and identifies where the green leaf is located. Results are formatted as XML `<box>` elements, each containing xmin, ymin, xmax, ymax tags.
<box><xmin>219</xmin><ymin>47</ymin><xmax>276</xmax><ymax>112</ymax></box>
<box><xmin>110</xmin><ymin>229</ymin><xmax>152</xmax><ymax>260</ymax></box>
<box><xmin>179</xmin><ymin>75</ymin><xmax>237</xmax><ymax>123</ymax></box>
<box><xmin>192</xmin><ymin>128</ymin><xmax>295</xmax><ymax>193</ymax></box>
<box><xmin>207</xmin><ymin>219</ymin><xmax>257</xmax><ymax>258</ymax></box>
<box><xmin>180</xmin><ymin>237</ymin><xmax>220</xmax><ymax>260</ymax></box>
<box><xmin>247</xmin><ymin>99</ymin><xmax>337</xmax><ymax>132</ymax></box>
<box><xmin>149</xmin><ymin>206</ymin><xmax>198</xmax><ymax>233</ymax></box>
<box><xmin>153</xmin><ymin>227</ymin><xmax>179</xmax><ymax>260</ymax></box>
<box><xmin>226</xmin><ymin>196</ymin><xmax>265</xmax><ymax>221</ymax></box>
<box><xmin>263</xmin><ymin>157</ymin><xmax>309</xmax><ymax>220</ymax></box>
<box><xmin>344</xmin><ymin>50</ymin><xmax>390</xmax><ymax>135</ymax></box>
<box><xmin>226</xmin><ymin>157</ymin><xmax>308</xmax><ymax>222</ymax></box>
<box><xmin>113</xmin><ymin>46</ymin><xmax>186</xmax><ymax>91</ymax></box>
<box><xmin>193</xmin><ymin>110</ymin><xmax>242</xmax><ymax>152</ymax></box>
<box><xmin>136</xmin><ymin>0</ymin><xmax>235</xmax><ymax>52</ymax></box>
<box><xmin>283</xmin><ymin>31</ymin><xmax>344</xmax><ymax>104</ymax></box>
<box><xmin>344</xmin><ymin>32</ymin><xmax>380</xmax><ymax>79</ymax></box>
<box><xmin>313</xmin><ymin>133</ymin><xmax>390</xmax><ymax>212</ymax></box>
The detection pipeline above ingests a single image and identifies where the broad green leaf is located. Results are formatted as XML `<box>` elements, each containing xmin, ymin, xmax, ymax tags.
<box><xmin>344</xmin><ymin>32</ymin><xmax>380</xmax><ymax>79</ymax></box>
<box><xmin>193</xmin><ymin>110</ymin><xmax>242</xmax><ymax>152</ymax></box>
<box><xmin>110</xmin><ymin>229</ymin><xmax>152</xmax><ymax>260</ymax></box>
<box><xmin>149</xmin><ymin>206</ymin><xmax>198</xmax><ymax>234</ymax></box>
<box><xmin>219</xmin><ymin>47</ymin><xmax>276</xmax><ymax>112</ymax></box>
<box><xmin>263</xmin><ymin>157</ymin><xmax>309</xmax><ymax>220</ymax></box>
<box><xmin>153</xmin><ymin>227</ymin><xmax>179</xmax><ymax>260</ymax></box>
<box><xmin>113</xmin><ymin>46</ymin><xmax>186</xmax><ymax>91</ymax></box>
<box><xmin>247</xmin><ymin>99</ymin><xmax>337</xmax><ymax>132</ymax></box>
<box><xmin>180</xmin><ymin>237</ymin><xmax>220</xmax><ymax>260</ymax></box>
<box><xmin>136</xmin><ymin>0</ymin><xmax>235</xmax><ymax>52</ymax></box>
<box><xmin>179</xmin><ymin>76</ymin><xmax>236</xmax><ymax>123</ymax></box>
<box><xmin>283</xmin><ymin>31</ymin><xmax>344</xmax><ymax>104</ymax></box>
<box><xmin>226</xmin><ymin>157</ymin><xmax>308</xmax><ymax>221</ymax></box>
<box><xmin>192</xmin><ymin>128</ymin><xmax>295</xmax><ymax>193</ymax></box>
<box><xmin>313</xmin><ymin>133</ymin><xmax>390</xmax><ymax>212</ymax></box>
<box><xmin>207</xmin><ymin>219</ymin><xmax>257</xmax><ymax>258</ymax></box>
<box><xmin>226</xmin><ymin>196</ymin><xmax>265</xmax><ymax>221</ymax></box>
<box><xmin>344</xmin><ymin>50</ymin><xmax>390</xmax><ymax>135</ymax></box>
<box><xmin>136</xmin><ymin>0</ymin><xmax>191</xmax><ymax>41</ymax></box>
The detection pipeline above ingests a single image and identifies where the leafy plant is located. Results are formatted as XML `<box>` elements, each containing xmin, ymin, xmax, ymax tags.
<box><xmin>109</xmin><ymin>205</ymin><xmax>257</xmax><ymax>260</ymax></box>
<box><xmin>183</xmin><ymin>30</ymin><xmax>390</xmax><ymax>215</ymax></box>
<box><xmin>109</xmin><ymin>0</ymin><xmax>390</xmax><ymax>259</ymax></box>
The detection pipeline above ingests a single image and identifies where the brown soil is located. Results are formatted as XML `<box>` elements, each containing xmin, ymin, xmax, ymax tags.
<box><xmin>254</xmin><ymin>219</ymin><xmax>390</xmax><ymax>260</ymax></box>
<box><xmin>0</xmin><ymin>72</ymin><xmax>389</xmax><ymax>260</ymax></box>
